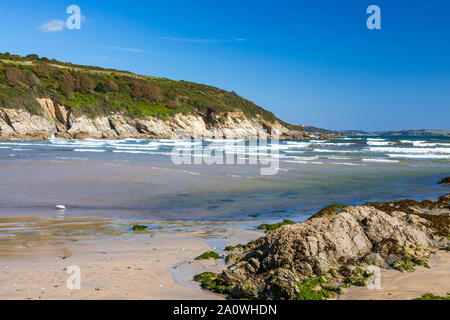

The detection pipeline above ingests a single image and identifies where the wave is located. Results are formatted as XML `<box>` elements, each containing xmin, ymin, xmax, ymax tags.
<box><xmin>285</xmin><ymin>142</ymin><xmax>311</xmax><ymax>148</ymax></box>
<box><xmin>362</xmin><ymin>158</ymin><xmax>399</xmax><ymax>163</ymax></box>
<box><xmin>322</xmin><ymin>156</ymin><xmax>351</xmax><ymax>160</ymax></box>
<box><xmin>386</xmin><ymin>154</ymin><xmax>450</xmax><ymax>159</ymax></box>
<box><xmin>73</xmin><ymin>149</ymin><xmax>107</xmax><ymax>153</ymax></box>
<box><xmin>399</xmin><ymin>140</ymin><xmax>450</xmax><ymax>147</ymax></box>
<box><xmin>366</xmin><ymin>141</ymin><xmax>394</xmax><ymax>146</ymax></box>
<box><xmin>333</xmin><ymin>162</ymin><xmax>362</xmax><ymax>166</ymax></box>
<box><xmin>313</xmin><ymin>149</ymin><xmax>358</xmax><ymax>153</ymax></box>
<box><xmin>366</xmin><ymin>147</ymin><xmax>450</xmax><ymax>154</ymax></box>
<box><xmin>112</xmin><ymin>150</ymin><xmax>151</xmax><ymax>154</ymax></box>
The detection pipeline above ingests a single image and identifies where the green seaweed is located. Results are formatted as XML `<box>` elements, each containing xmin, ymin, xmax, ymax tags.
<box><xmin>132</xmin><ymin>224</ymin><xmax>149</xmax><ymax>231</ymax></box>
<box><xmin>308</xmin><ymin>203</ymin><xmax>348</xmax><ymax>220</ymax></box>
<box><xmin>391</xmin><ymin>257</ymin><xmax>430</xmax><ymax>272</ymax></box>
<box><xmin>195</xmin><ymin>251</ymin><xmax>220</xmax><ymax>260</ymax></box>
<box><xmin>193</xmin><ymin>272</ymin><xmax>232</xmax><ymax>294</ymax></box>
<box><xmin>413</xmin><ymin>293</ymin><xmax>450</xmax><ymax>300</ymax></box>
<box><xmin>257</xmin><ymin>219</ymin><xmax>295</xmax><ymax>232</ymax></box>
<box><xmin>297</xmin><ymin>276</ymin><xmax>338</xmax><ymax>300</ymax></box>
<box><xmin>342</xmin><ymin>267</ymin><xmax>374</xmax><ymax>287</ymax></box>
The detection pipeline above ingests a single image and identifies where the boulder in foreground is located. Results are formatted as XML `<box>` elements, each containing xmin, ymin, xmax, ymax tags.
<box><xmin>197</xmin><ymin>194</ymin><xmax>449</xmax><ymax>299</ymax></box>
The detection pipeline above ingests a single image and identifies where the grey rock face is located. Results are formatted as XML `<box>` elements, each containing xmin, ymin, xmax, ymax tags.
<box><xmin>215</xmin><ymin>205</ymin><xmax>441</xmax><ymax>299</ymax></box>
<box><xmin>0</xmin><ymin>98</ymin><xmax>314</xmax><ymax>140</ymax></box>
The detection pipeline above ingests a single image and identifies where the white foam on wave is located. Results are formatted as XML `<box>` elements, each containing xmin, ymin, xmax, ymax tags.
<box><xmin>324</xmin><ymin>156</ymin><xmax>352</xmax><ymax>160</ymax></box>
<box><xmin>283</xmin><ymin>150</ymin><xmax>306</xmax><ymax>154</ymax></box>
<box><xmin>366</xmin><ymin>147</ymin><xmax>450</xmax><ymax>154</ymax></box>
<box><xmin>113</xmin><ymin>150</ymin><xmax>173</xmax><ymax>156</ymax></box>
<box><xmin>311</xmin><ymin>141</ymin><xmax>355</xmax><ymax>146</ymax></box>
<box><xmin>313</xmin><ymin>149</ymin><xmax>358</xmax><ymax>153</ymax></box>
<box><xmin>283</xmin><ymin>155</ymin><xmax>320</xmax><ymax>161</ymax></box>
<box><xmin>338</xmin><ymin>137</ymin><xmax>363</xmax><ymax>140</ymax></box>
<box><xmin>400</xmin><ymin>140</ymin><xmax>450</xmax><ymax>147</ymax></box>
<box><xmin>285</xmin><ymin>141</ymin><xmax>311</xmax><ymax>148</ymax></box>
<box><xmin>114</xmin><ymin>146</ymin><xmax>159</xmax><ymax>151</ymax></box>
<box><xmin>73</xmin><ymin>149</ymin><xmax>107</xmax><ymax>153</ymax></box>
<box><xmin>112</xmin><ymin>150</ymin><xmax>150</xmax><ymax>154</ymax></box>
<box><xmin>333</xmin><ymin>162</ymin><xmax>362</xmax><ymax>166</ymax></box>
<box><xmin>0</xmin><ymin>142</ymin><xmax>42</xmax><ymax>146</ymax></box>
<box><xmin>367</xmin><ymin>138</ymin><xmax>386</xmax><ymax>141</ymax></box>
<box><xmin>362</xmin><ymin>158</ymin><xmax>399</xmax><ymax>163</ymax></box>
<box><xmin>281</xmin><ymin>160</ymin><xmax>324</xmax><ymax>165</ymax></box>
<box><xmin>386</xmin><ymin>154</ymin><xmax>450</xmax><ymax>159</ymax></box>
<box><xmin>366</xmin><ymin>141</ymin><xmax>394</xmax><ymax>146</ymax></box>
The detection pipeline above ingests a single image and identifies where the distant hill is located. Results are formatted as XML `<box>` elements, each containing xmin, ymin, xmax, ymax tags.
<box><xmin>303</xmin><ymin>126</ymin><xmax>450</xmax><ymax>138</ymax></box>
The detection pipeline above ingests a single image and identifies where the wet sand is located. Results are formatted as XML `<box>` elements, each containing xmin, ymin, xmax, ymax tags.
<box><xmin>0</xmin><ymin>217</ymin><xmax>263</xmax><ymax>300</ymax></box>
<box><xmin>1</xmin><ymin>215</ymin><xmax>449</xmax><ymax>300</ymax></box>
<box><xmin>338</xmin><ymin>251</ymin><xmax>450</xmax><ymax>300</ymax></box>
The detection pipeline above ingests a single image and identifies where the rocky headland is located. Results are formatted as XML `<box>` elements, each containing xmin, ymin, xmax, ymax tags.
<box><xmin>0</xmin><ymin>53</ymin><xmax>328</xmax><ymax>141</ymax></box>
<box><xmin>195</xmin><ymin>193</ymin><xmax>450</xmax><ymax>300</ymax></box>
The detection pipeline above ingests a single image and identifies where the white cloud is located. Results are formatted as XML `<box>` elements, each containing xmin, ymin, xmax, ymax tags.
<box><xmin>38</xmin><ymin>19</ymin><xmax>65</xmax><ymax>32</ymax></box>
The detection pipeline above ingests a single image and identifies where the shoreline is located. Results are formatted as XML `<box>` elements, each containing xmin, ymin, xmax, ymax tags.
<box><xmin>0</xmin><ymin>192</ymin><xmax>448</xmax><ymax>300</ymax></box>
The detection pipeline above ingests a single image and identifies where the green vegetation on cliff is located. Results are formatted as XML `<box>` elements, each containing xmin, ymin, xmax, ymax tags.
<box><xmin>0</xmin><ymin>52</ymin><xmax>289</xmax><ymax>125</ymax></box>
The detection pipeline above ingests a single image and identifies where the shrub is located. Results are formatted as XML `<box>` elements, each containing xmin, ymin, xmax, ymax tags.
<box><xmin>26</xmin><ymin>54</ymin><xmax>39</xmax><ymax>60</ymax></box>
<box><xmin>75</xmin><ymin>72</ymin><xmax>95</xmax><ymax>94</ymax></box>
<box><xmin>140</xmin><ymin>83</ymin><xmax>163</xmax><ymax>101</ymax></box>
<box><xmin>60</xmin><ymin>73</ymin><xmax>75</xmax><ymax>98</ymax></box>
<box><xmin>34</xmin><ymin>64</ymin><xmax>50</xmax><ymax>78</ymax></box>
<box><xmin>6</xmin><ymin>67</ymin><xmax>26</xmax><ymax>86</ymax></box>
<box><xmin>95</xmin><ymin>82</ymin><xmax>107</xmax><ymax>93</ymax></box>
<box><xmin>105</xmin><ymin>79</ymin><xmax>119</xmax><ymax>91</ymax></box>
<box><xmin>1</xmin><ymin>52</ymin><xmax>11</xmax><ymax>59</ymax></box>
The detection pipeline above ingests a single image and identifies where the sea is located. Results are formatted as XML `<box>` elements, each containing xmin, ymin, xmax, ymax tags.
<box><xmin>0</xmin><ymin>136</ymin><xmax>449</xmax><ymax>225</ymax></box>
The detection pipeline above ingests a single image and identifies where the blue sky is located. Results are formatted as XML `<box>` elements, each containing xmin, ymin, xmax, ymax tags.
<box><xmin>1</xmin><ymin>0</ymin><xmax>449</xmax><ymax>131</ymax></box>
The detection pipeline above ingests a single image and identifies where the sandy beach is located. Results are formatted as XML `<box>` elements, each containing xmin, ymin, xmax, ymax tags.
<box><xmin>338</xmin><ymin>251</ymin><xmax>450</xmax><ymax>300</ymax></box>
<box><xmin>0</xmin><ymin>219</ymin><xmax>263</xmax><ymax>300</ymax></box>
<box><xmin>0</xmin><ymin>214</ymin><xmax>448</xmax><ymax>300</ymax></box>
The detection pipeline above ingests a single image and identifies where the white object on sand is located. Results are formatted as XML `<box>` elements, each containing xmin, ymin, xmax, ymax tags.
<box><xmin>56</xmin><ymin>205</ymin><xmax>66</xmax><ymax>210</ymax></box>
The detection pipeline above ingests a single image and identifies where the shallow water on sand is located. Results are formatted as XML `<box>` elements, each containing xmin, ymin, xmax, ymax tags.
<box><xmin>0</xmin><ymin>136</ymin><xmax>448</xmax><ymax>225</ymax></box>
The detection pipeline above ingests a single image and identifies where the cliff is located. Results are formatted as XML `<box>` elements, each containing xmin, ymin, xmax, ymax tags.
<box><xmin>0</xmin><ymin>98</ymin><xmax>310</xmax><ymax>140</ymax></box>
<box><xmin>0</xmin><ymin>52</ymin><xmax>317</xmax><ymax>140</ymax></box>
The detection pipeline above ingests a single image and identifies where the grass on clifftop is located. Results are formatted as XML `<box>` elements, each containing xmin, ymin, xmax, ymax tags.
<box><xmin>0</xmin><ymin>52</ymin><xmax>294</xmax><ymax>126</ymax></box>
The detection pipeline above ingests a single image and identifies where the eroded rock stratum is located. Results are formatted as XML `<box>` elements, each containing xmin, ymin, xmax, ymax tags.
<box><xmin>0</xmin><ymin>97</ymin><xmax>316</xmax><ymax>140</ymax></box>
